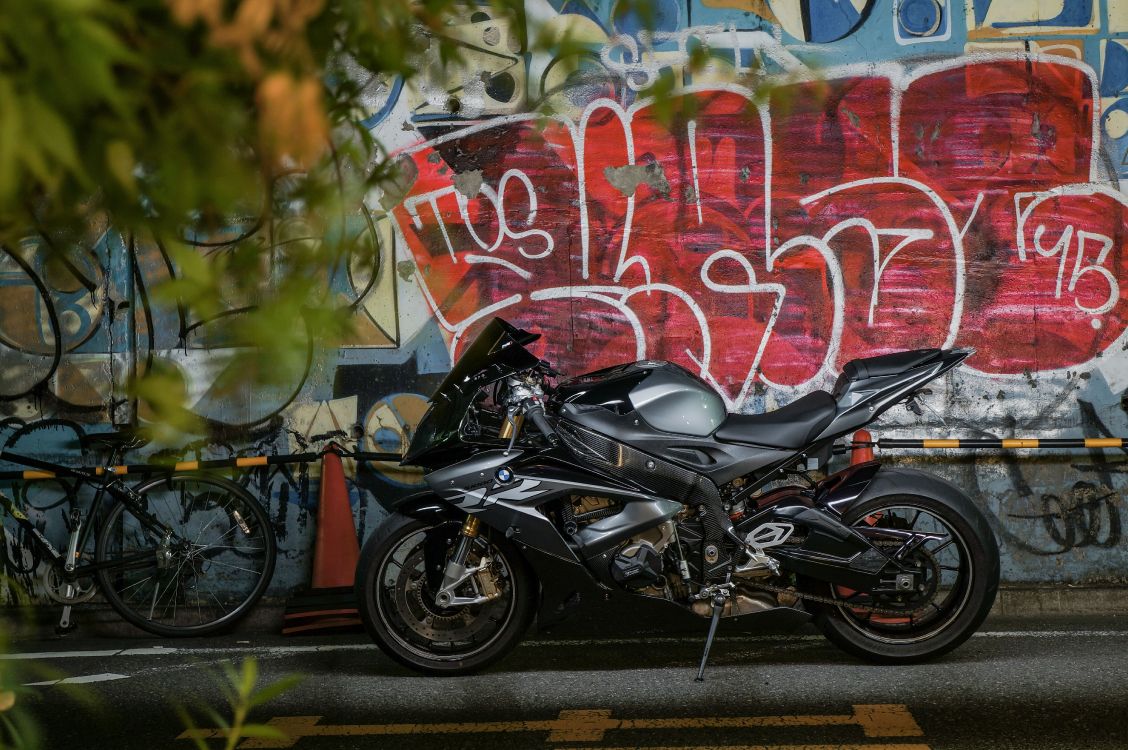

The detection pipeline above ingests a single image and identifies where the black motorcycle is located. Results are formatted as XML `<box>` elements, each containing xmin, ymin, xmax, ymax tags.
<box><xmin>355</xmin><ymin>317</ymin><xmax>1000</xmax><ymax>677</ymax></box>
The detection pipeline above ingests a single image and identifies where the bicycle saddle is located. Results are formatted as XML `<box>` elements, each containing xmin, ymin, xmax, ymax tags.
<box><xmin>80</xmin><ymin>430</ymin><xmax>150</xmax><ymax>452</ymax></box>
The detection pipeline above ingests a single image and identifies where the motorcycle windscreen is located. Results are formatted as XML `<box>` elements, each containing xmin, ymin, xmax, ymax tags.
<box><xmin>404</xmin><ymin>318</ymin><xmax>540</xmax><ymax>464</ymax></box>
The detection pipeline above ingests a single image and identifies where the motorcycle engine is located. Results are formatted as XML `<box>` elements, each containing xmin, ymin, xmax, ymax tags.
<box><xmin>610</xmin><ymin>522</ymin><xmax>675</xmax><ymax>590</ymax></box>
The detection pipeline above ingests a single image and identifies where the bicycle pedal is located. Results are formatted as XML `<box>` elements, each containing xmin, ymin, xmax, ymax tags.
<box><xmin>53</xmin><ymin>623</ymin><xmax>78</xmax><ymax>637</ymax></box>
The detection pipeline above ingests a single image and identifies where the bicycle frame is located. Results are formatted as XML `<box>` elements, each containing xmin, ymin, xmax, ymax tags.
<box><xmin>1</xmin><ymin>441</ymin><xmax>285</xmax><ymax>636</ymax></box>
<box><xmin>0</xmin><ymin>490</ymin><xmax>65</xmax><ymax>562</ymax></box>
<box><xmin>0</xmin><ymin>451</ymin><xmax>178</xmax><ymax>579</ymax></box>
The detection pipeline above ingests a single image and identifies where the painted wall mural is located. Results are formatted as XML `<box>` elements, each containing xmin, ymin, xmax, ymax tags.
<box><xmin>5</xmin><ymin>0</ymin><xmax>1128</xmax><ymax>605</ymax></box>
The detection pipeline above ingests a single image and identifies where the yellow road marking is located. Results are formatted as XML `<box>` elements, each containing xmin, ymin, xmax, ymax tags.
<box><xmin>568</xmin><ymin>746</ymin><xmax>931</xmax><ymax>750</ymax></box>
<box><xmin>851</xmin><ymin>704</ymin><xmax>923</xmax><ymax>737</ymax></box>
<box><xmin>177</xmin><ymin>704</ymin><xmax>923</xmax><ymax>749</ymax></box>
<box><xmin>549</xmin><ymin>709</ymin><xmax>616</xmax><ymax>742</ymax></box>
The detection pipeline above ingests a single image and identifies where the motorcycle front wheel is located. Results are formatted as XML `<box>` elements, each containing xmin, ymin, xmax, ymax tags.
<box><xmin>807</xmin><ymin>491</ymin><xmax>1000</xmax><ymax>663</ymax></box>
<box><xmin>355</xmin><ymin>512</ymin><xmax>535</xmax><ymax>675</ymax></box>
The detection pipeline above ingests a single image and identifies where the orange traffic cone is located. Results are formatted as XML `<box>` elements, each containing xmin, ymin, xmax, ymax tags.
<box><xmin>282</xmin><ymin>445</ymin><xmax>363</xmax><ymax>635</ymax></box>
<box><xmin>311</xmin><ymin>448</ymin><xmax>360</xmax><ymax>588</ymax></box>
<box><xmin>851</xmin><ymin>429</ymin><xmax>875</xmax><ymax>465</ymax></box>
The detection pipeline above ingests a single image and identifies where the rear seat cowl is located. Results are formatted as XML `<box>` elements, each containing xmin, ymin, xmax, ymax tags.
<box><xmin>840</xmin><ymin>349</ymin><xmax>944</xmax><ymax>382</ymax></box>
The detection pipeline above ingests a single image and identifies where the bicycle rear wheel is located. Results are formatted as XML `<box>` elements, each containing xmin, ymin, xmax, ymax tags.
<box><xmin>95</xmin><ymin>474</ymin><xmax>276</xmax><ymax>637</ymax></box>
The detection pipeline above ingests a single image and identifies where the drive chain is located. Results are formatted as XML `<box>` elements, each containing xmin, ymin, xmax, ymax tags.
<box><xmin>746</xmin><ymin>580</ymin><xmax>936</xmax><ymax>618</ymax></box>
<box><xmin>742</xmin><ymin>536</ymin><xmax>938</xmax><ymax>616</ymax></box>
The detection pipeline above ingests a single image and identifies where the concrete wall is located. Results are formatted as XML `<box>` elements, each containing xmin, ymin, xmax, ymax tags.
<box><xmin>3</xmin><ymin>0</ymin><xmax>1128</xmax><ymax>602</ymax></box>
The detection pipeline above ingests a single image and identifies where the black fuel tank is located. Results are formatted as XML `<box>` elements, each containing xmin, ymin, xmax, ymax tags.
<box><xmin>555</xmin><ymin>361</ymin><xmax>726</xmax><ymax>437</ymax></box>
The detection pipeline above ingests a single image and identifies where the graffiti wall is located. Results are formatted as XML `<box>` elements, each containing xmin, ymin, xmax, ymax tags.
<box><xmin>5</xmin><ymin>0</ymin><xmax>1128</xmax><ymax>604</ymax></box>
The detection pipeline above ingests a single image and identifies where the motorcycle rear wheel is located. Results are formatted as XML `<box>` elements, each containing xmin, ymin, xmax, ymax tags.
<box><xmin>809</xmin><ymin>492</ymin><xmax>999</xmax><ymax>663</ymax></box>
<box><xmin>355</xmin><ymin>512</ymin><xmax>535</xmax><ymax>675</ymax></box>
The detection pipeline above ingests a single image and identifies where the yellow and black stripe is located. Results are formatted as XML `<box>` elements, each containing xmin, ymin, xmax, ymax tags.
<box><xmin>0</xmin><ymin>450</ymin><xmax>402</xmax><ymax>482</ymax></box>
<box><xmin>876</xmin><ymin>438</ymin><xmax>1126</xmax><ymax>450</ymax></box>
<box><xmin>4</xmin><ymin>437</ymin><xmax>1126</xmax><ymax>483</ymax></box>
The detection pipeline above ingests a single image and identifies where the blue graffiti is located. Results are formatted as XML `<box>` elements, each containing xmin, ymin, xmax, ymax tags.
<box><xmin>803</xmin><ymin>0</ymin><xmax>872</xmax><ymax>43</ymax></box>
<box><xmin>897</xmin><ymin>0</ymin><xmax>945</xmax><ymax>37</ymax></box>
<box><xmin>973</xmin><ymin>0</ymin><xmax>1093</xmax><ymax>29</ymax></box>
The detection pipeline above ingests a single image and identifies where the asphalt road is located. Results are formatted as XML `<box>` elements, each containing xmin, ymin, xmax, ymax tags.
<box><xmin>5</xmin><ymin>612</ymin><xmax>1128</xmax><ymax>750</ymax></box>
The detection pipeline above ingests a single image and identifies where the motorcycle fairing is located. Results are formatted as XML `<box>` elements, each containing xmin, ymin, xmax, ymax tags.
<box><xmin>425</xmin><ymin>448</ymin><xmax>683</xmax><ymax>566</ymax></box>
<box><xmin>557</xmin><ymin>400</ymin><xmax>795</xmax><ymax>485</ymax></box>
<box><xmin>424</xmin><ymin>441</ymin><xmax>942</xmax><ymax>597</ymax></box>
<box><xmin>404</xmin><ymin>318</ymin><xmax>541</xmax><ymax>465</ymax></box>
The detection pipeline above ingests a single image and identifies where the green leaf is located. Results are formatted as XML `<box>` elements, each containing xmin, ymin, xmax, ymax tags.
<box><xmin>0</xmin><ymin>78</ymin><xmax>22</xmax><ymax>204</ymax></box>
<box><xmin>234</xmin><ymin>725</ymin><xmax>288</xmax><ymax>739</ymax></box>
<box><xmin>23</xmin><ymin>95</ymin><xmax>82</xmax><ymax>175</ymax></box>
<box><xmin>238</xmin><ymin>659</ymin><xmax>258</xmax><ymax>700</ymax></box>
<box><xmin>174</xmin><ymin>705</ymin><xmax>212</xmax><ymax>750</ymax></box>
<box><xmin>105</xmin><ymin>140</ymin><xmax>137</xmax><ymax>195</ymax></box>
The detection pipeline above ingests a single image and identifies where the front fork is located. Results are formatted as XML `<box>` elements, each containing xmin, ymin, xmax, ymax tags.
<box><xmin>431</xmin><ymin>414</ymin><xmax>523</xmax><ymax>608</ymax></box>
<box><xmin>434</xmin><ymin>515</ymin><xmax>500</xmax><ymax>607</ymax></box>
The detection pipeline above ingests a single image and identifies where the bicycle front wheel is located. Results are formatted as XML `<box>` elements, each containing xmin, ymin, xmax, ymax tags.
<box><xmin>95</xmin><ymin>474</ymin><xmax>276</xmax><ymax>637</ymax></box>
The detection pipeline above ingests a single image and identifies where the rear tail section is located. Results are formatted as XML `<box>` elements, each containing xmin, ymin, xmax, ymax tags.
<box><xmin>817</xmin><ymin>348</ymin><xmax>974</xmax><ymax>441</ymax></box>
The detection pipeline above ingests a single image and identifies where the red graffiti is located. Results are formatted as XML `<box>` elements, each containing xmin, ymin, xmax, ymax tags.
<box><xmin>394</xmin><ymin>57</ymin><xmax>1127</xmax><ymax>404</ymax></box>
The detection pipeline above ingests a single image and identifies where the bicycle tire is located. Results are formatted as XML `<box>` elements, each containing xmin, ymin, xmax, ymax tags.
<box><xmin>95</xmin><ymin>474</ymin><xmax>276</xmax><ymax>637</ymax></box>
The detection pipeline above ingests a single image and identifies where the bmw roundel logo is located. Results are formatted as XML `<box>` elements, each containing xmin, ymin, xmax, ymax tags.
<box><xmin>496</xmin><ymin>467</ymin><xmax>513</xmax><ymax>483</ymax></box>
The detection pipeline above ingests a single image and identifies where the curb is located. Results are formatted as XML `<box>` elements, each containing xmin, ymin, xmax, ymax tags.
<box><xmin>991</xmin><ymin>584</ymin><xmax>1128</xmax><ymax>617</ymax></box>
<box><xmin>6</xmin><ymin>584</ymin><xmax>1128</xmax><ymax>641</ymax></box>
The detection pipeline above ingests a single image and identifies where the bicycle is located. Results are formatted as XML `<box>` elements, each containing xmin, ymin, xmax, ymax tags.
<box><xmin>0</xmin><ymin>431</ymin><xmax>277</xmax><ymax>637</ymax></box>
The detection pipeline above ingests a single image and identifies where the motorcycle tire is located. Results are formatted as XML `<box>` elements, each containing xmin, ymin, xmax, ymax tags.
<box><xmin>355</xmin><ymin>512</ymin><xmax>536</xmax><ymax>675</ymax></box>
<box><xmin>810</xmin><ymin>491</ymin><xmax>1000</xmax><ymax>664</ymax></box>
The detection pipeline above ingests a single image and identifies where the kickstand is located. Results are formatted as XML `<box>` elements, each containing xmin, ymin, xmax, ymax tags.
<box><xmin>694</xmin><ymin>593</ymin><xmax>726</xmax><ymax>682</ymax></box>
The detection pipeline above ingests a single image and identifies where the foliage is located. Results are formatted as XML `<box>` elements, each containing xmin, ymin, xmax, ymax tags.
<box><xmin>178</xmin><ymin>658</ymin><xmax>303</xmax><ymax>750</ymax></box>
<box><xmin>0</xmin><ymin>0</ymin><xmax>524</xmax><ymax>435</ymax></box>
<box><xmin>0</xmin><ymin>605</ymin><xmax>39</xmax><ymax>750</ymax></box>
<box><xmin>0</xmin><ymin>0</ymin><xmax>748</xmax><ymax>437</ymax></box>
<box><xmin>0</xmin><ymin>577</ymin><xmax>98</xmax><ymax>750</ymax></box>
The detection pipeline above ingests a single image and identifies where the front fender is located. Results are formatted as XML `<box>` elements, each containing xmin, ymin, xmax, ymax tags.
<box><xmin>388</xmin><ymin>491</ymin><xmax>466</xmax><ymax>524</ymax></box>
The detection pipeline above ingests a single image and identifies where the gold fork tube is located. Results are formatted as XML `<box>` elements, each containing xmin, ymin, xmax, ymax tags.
<box><xmin>498</xmin><ymin>413</ymin><xmax>524</xmax><ymax>440</ymax></box>
<box><xmin>461</xmin><ymin>514</ymin><xmax>480</xmax><ymax>538</ymax></box>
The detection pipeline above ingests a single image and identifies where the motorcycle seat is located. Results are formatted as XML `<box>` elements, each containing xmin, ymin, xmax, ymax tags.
<box><xmin>713</xmin><ymin>391</ymin><xmax>837</xmax><ymax>450</ymax></box>
<box><xmin>840</xmin><ymin>348</ymin><xmax>943</xmax><ymax>382</ymax></box>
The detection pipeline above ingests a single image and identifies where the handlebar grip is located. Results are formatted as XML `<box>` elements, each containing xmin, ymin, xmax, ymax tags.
<box><xmin>525</xmin><ymin>404</ymin><xmax>560</xmax><ymax>446</ymax></box>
